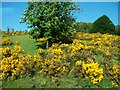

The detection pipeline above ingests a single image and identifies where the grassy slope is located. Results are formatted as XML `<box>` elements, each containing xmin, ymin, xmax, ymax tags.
<box><xmin>1</xmin><ymin>34</ymin><xmax>118</xmax><ymax>88</ymax></box>
<box><xmin>2</xmin><ymin>35</ymin><xmax>42</xmax><ymax>56</ymax></box>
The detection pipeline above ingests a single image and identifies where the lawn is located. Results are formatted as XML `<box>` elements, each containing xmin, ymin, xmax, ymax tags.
<box><xmin>2</xmin><ymin>34</ymin><xmax>47</xmax><ymax>56</ymax></box>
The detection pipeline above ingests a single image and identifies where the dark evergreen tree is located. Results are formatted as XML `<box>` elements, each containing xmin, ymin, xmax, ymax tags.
<box><xmin>90</xmin><ymin>15</ymin><xmax>115</xmax><ymax>34</ymax></box>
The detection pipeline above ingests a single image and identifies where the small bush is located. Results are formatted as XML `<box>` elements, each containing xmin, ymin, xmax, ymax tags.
<box><xmin>2</xmin><ymin>38</ymin><xmax>12</xmax><ymax>46</ymax></box>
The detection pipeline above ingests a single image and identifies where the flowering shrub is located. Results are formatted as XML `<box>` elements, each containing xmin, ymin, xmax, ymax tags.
<box><xmin>36</xmin><ymin>43</ymin><xmax>104</xmax><ymax>85</ymax></box>
<box><xmin>36</xmin><ymin>38</ymin><xmax>47</xmax><ymax>43</ymax></box>
<box><xmin>39</xmin><ymin>46</ymin><xmax>68</xmax><ymax>76</ymax></box>
<box><xmin>14</xmin><ymin>45</ymin><xmax>21</xmax><ymax>53</ymax></box>
<box><xmin>2</xmin><ymin>47</ymin><xmax>11</xmax><ymax>57</ymax></box>
<box><xmin>38</xmin><ymin>48</ymin><xmax>43</xmax><ymax>55</ymax></box>
<box><xmin>1</xmin><ymin>46</ymin><xmax>34</xmax><ymax>80</ymax></box>
<box><xmin>2</xmin><ymin>31</ymin><xmax>28</xmax><ymax>36</ymax></box>
<box><xmin>0</xmin><ymin>48</ymin><xmax>2</xmax><ymax>59</ymax></box>
<box><xmin>74</xmin><ymin>59</ymin><xmax>103</xmax><ymax>85</ymax></box>
<box><xmin>83</xmin><ymin>61</ymin><xmax>103</xmax><ymax>84</ymax></box>
<box><xmin>1</xmin><ymin>32</ymin><xmax>120</xmax><ymax>87</ymax></box>
<box><xmin>110</xmin><ymin>64</ymin><xmax>120</xmax><ymax>88</ymax></box>
<box><xmin>2</xmin><ymin>38</ymin><xmax>12</xmax><ymax>45</ymax></box>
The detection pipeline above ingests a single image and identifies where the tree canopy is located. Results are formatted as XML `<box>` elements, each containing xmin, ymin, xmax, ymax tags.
<box><xmin>20</xmin><ymin>2</ymin><xmax>80</xmax><ymax>41</ymax></box>
<box><xmin>75</xmin><ymin>22</ymin><xmax>92</xmax><ymax>32</ymax></box>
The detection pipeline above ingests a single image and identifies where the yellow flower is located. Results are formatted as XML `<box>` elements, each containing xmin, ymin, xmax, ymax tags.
<box><xmin>112</xmin><ymin>81</ymin><xmax>118</xmax><ymax>88</ymax></box>
<box><xmin>36</xmin><ymin>38</ymin><xmax>47</xmax><ymax>43</ymax></box>
<box><xmin>105</xmin><ymin>51</ymin><xmax>110</xmax><ymax>56</ymax></box>
<box><xmin>38</xmin><ymin>48</ymin><xmax>43</xmax><ymax>54</ymax></box>
<box><xmin>75</xmin><ymin>60</ymin><xmax>82</xmax><ymax>66</ymax></box>
<box><xmin>81</xmin><ymin>61</ymin><xmax>103</xmax><ymax>84</ymax></box>
<box><xmin>2</xmin><ymin>38</ymin><xmax>12</xmax><ymax>45</ymax></box>
<box><xmin>2</xmin><ymin>47</ymin><xmax>11</xmax><ymax>57</ymax></box>
<box><xmin>14</xmin><ymin>45</ymin><xmax>21</xmax><ymax>53</ymax></box>
<box><xmin>16</xmin><ymin>41</ymin><xmax>20</xmax><ymax>45</ymax></box>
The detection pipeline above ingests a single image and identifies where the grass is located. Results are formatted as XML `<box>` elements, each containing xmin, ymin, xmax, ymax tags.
<box><xmin>2</xmin><ymin>34</ymin><xmax>47</xmax><ymax>56</ymax></box>
<box><xmin>1</xmin><ymin>75</ymin><xmax>100</xmax><ymax>88</ymax></box>
<box><xmin>2</xmin><ymin>74</ymin><xmax>113</xmax><ymax>88</ymax></box>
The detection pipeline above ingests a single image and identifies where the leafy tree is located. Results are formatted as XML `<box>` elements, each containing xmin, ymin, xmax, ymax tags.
<box><xmin>90</xmin><ymin>15</ymin><xmax>115</xmax><ymax>34</ymax></box>
<box><xmin>20</xmin><ymin>2</ymin><xmax>80</xmax><ymax>47</ymax></box>
<box><xmin>115</xmin><ymin>25</ymin><xmax>120</xmax><ymax>35</ymax></box>
<box><xmin>75</xmin><ymin>22</ymin><xmax>92</xmax><ymax>32</ymax></box>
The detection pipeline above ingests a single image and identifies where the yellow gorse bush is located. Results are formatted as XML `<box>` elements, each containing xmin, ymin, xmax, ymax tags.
<box><xmin>75</xmin><ymin>59</ymin><xmax>103</xmax><ymax>84</ymax></box>
<box><xmin>38</xmin><ymin>48</ymin><xmax>43</xmax><ymax>55</ymax></box>
<box><xmin>110</xmin><ymin>64</ymin><xmax>120</xmax><ymax>88</ymax></box>
<box><xmin>36</xmin><ymin>38</ymin><xmax>47</xmax><ymax>43</ymax></box>
<box><xmin>2</xmin><ymin>31</ymin><xmax>28</xmax><ymax>37</ymax></box>
<box><xmin>2</xmin><ymin>38</ymin><xmax>12</xmax><ymax>45</ymax></box>
<box><xmin>1</xmin><ymin>46</ymin><xmax>34</xmax><ymax>80</ymax></box>
<box><xmin>14</xmin><ymin>45</ymin><xmax>21</xmax><ymax>53</ymax></box>
<box><xmin>2</xmin><ymin>47</ymin><xmax>11</xmax><ymax>57</ymax></box>
<box><xmin>1</xmin><ymin>32</ymin><xmax>119</xmax><ymax>87</ymax></box>
<box><xmin>0</xmin><ymin>48</ymin><xmax>2</xmax><ymax>56</ymax></box>
<box><xmin>82</xmin><ymin>61</ymin><xmax>103</xmax><ymax>84</ymax></box>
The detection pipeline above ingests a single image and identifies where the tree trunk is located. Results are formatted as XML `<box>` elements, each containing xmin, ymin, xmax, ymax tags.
<box><xmin>46</xmin><ymin>41</ymin><xmax>49</xmax><ymax>49</ymax></box>
<box><xmin>46</xmin><ymin>39</ymin><xmax>52</xmax><ymax>49</ymax></box>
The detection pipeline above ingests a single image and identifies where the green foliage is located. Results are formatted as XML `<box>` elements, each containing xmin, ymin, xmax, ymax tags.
<box><xmin>98</xmin><ymin>78</ymin><xmax>112</xmax><ymax>88</ymax></box>
<box><xmin>115</xmin><ymin>25</ymin><xmax>120</xmax><ymax>35</ymax></box>
<box><xmin>2</xmin><ymin>76</ymin><xmax>32</xmax><ymax>88</ymax></box>
<box><xmin>75</xmin><ymin>22</ymin><xmax>92</xmax><ymax>32</ymax></box>
<box><xmin>90</xmin><ymin>15</ymin><xmax>115</xmax><ymax>34</ymax></box>
<box><xmin>20</xmin><ymin>2</ymin><xmax>80</xmax><ymax>41</ymax></box>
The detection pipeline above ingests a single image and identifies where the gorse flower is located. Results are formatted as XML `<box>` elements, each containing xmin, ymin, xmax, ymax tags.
<box><xmin>75</xmin><ymin>61</ymin><xmax>82</xmax><ymax>66</ymax></box>
<box><xmin>14</xmin><ymin>46</ymin><xmax>21</xmax><ymax>53</ymax></box>
<box><xmin>2</xmin><ymin>47</ymin><xmax>11</xmax><ymax>57</ymax></box>
<box><xmin>2</xmin><ymin>38</ymin><xmax>12</xmax><ymax>45</ymax></box>
<box><xmin>36</xmin><ymin>38</ymin><xmax>47</xmax><ymax>43</ymax></box>
<box><xmin>1</xmin><ymin>32</ymin><xmax>119</xmax><ymax>87</ymax></box>
<box><xmin>110</xmin><ymin>64</ymin><xmax>120</xmax><ymax>88</ymax></box>
<box><xmin>1</xmin><ymin>46</ymin><xmax>34</xmax><ymax>80</ymax></box>
<box><xmin>82</xmin><ymin>60</ymin><xmax>103</xmax><ymax>84</ymax></box>
<box><xmin>38</xmin><ymin>48</ymin><xmax>43</xmax><ymax>54</ymax></box>
<box><xmin>2</xmin><ymin>31</ymin><xmax>28</xmax><ymax>36</ymax></box>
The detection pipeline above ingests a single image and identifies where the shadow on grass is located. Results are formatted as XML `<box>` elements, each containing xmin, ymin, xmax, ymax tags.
<box><xmin>36</xmin><ymin>43</ymin><xmax>46</xmax><ymax>49</ymax></box>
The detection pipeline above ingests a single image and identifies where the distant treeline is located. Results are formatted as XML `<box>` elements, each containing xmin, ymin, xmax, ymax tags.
<box><xmin>75</xmin><ymin>22</ymin><xmax>120</xmax><ymax>35</ymax></box>
<box><xmin>1</xmin><ymin>15</ymin><xmax>119</xmax><ymax>36</ymax></box>
<box><xmin>75</xmin><ymin>15</ymin><xmax>120</xmax><ymax>36</ymax></box>
<box><xmin>0</xmin><ymin>27</ymin><xmax>28</xmax><ymax>33</ymax></box>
